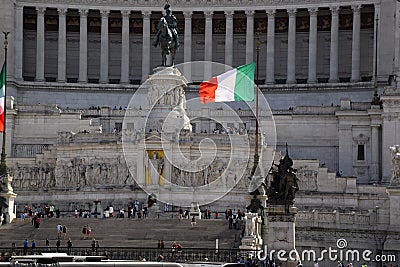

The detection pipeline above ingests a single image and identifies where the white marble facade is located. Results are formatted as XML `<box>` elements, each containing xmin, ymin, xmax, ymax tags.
<box><xmin>0</xmin><ymin>0</ymin><xmax>399</xmax><ymax>264</ymax></box>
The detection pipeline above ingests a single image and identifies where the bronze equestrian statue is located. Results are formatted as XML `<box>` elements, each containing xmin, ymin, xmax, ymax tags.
<box><xmin>153</xmin><ymin>3</ymin><xmax>180</xmax><ymax>66</ymax></box>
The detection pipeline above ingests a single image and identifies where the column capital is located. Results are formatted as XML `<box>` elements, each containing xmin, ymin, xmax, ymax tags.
<box><xmin>100</xmin><ymin>10</ymin><xmax>110</xmax><ymax>17</ymax></box>
<box><xmin>330</xmin><ymin>6</ymin><xmax>340</xmax><ymax>16</ymax></box>
<box><xmin>183</xmin><ymin>11</ymin><xmax>193</xmax><ymax>19</ymax></box>
<box><xmin>287</xmin><ymin>8</ymin><xmax>297</xmax><ymax>16</ymax></box>
<box><xmin>308</xmin><ymin>7</ymin><xmax>318</xmax><ymax>16</ymax></box>
<box><xmin>142</xmin><ymin>11</ymin><xmax>151</xmax><ymax>19</ymax></box>
<box><xmin>36</xmin><ymin>7</ymin><xmax>46</xmax><ymax>15</ymax></box>
<box><xmin>351</xmin><ymin>5</ymin><xmax>362</xmax><ymax>14</ymax></box>
<box><xmin>204</xmin><ymin>11</ymin><xmax>213</xmax><ymax>19</ymax></box>
<box><xmin>79</xmin><ymin>9</ymin><xmax>88</xmax><ymax>16</ymax></box>
<box><xmin>57</xmin><ymin>8</ymin><xmax>68</xmax><ymax>16</ymax></box>
<box><xmin>245</xmin><ymin>10</ymin><xmax>255</xmax><ymax>17</ymax></box>
<box><xmin>266</xmin><ymin>9</ymin><xmax>276</xmax><ymax>17</ymax></box>
<box><xmin>121</xmin><ymin>10</ymin><xmax>131</xmax><ymax>17</ymax></box>
<box><xmin>224</xmin><ymin>10</ymin><xmax>234</xmax><ymax>18</ymax></box>
<box><xmin>15</xmin><ymin>4</ymin><xmax>24</xmax><ymax>11</ymax></box>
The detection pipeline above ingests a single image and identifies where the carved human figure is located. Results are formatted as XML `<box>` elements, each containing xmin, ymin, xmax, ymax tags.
<box><xmin>390</xmin><ymin>145</ymin><xmax>400</xmax><ymax>185</ymax></box>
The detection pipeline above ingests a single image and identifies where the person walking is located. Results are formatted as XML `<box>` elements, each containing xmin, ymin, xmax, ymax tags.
<box><xmin>67</xmin><ymin>238</ymin><xmax>72</xmax><ymax>255</ymax></box>
<box><xmin>56</xmin><ymin>238</ymin><xmax>61</xmax><ymax>252</ymax></box>
<box><xmin>191</xmin><ymin>215</ymin><xmax>196</xmax><ymax>227</ymax></box>
<box><xmin>23</xmin><ymin>239</ymin><xmax>28</xmax><ymax>255</ymax></box>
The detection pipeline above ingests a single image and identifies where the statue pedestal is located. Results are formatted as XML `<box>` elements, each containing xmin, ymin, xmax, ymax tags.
<box><xmin>239</xmin><ymin>212</ymin><xmax>263</xmax><ymax>257</ymax></box>
<box><xmin>265</xmin><ymin>205</ymin><xmax>299</xmax><ymax>267</ymax></box>
<box><xmin>0</xmin><ymin>191</ymin><xmax>17</xmax><ymax>224</ymax></box>
<box><xmin>386</xmin><ymin>187</ymin><xmax>400</xmax><ymax>227</ymax></box>
<box><xmin>145</xmin><ymin>66</ymin><xmax>191</xmax><ymax>133</ymax></box>
<box><xmin>189</xmin><ymin>202</ymin><xmax>201</xmax><ymax>219</ymax></box>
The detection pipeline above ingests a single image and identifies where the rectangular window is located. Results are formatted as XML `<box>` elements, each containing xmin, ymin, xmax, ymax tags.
<box><xmin>357</xmin><ymin>144</ymin><xmax>365</xmax><ymax>160</ymax></box>
<box><xmin>115</xmin><ymin>122</ymin><xmax>122</xmax><ymax>132</ymax></box>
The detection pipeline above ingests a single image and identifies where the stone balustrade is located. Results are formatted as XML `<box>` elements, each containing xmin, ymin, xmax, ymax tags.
<box><xmin>296</xmin><ymin>209</ymin><xmax>383</xmax><ymax>230</ymax></box>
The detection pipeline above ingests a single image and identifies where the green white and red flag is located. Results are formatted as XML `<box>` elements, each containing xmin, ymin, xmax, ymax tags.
<box><xmin>0</xmin><ymin>63</ymin><xmax>5</xmax><ymax>132</ymax></box>
<box><xmin>199</xmin><ymin>62</ymin><xmax>255</xmax><ymax>103</ymax></box>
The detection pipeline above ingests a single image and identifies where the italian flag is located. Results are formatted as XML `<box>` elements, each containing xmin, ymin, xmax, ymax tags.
<box><xmin>199</xmin><ymin>62</ymin><xmax>256</xmax><ymax>103</ymax></box>
<box><xmin>0</xmin><ymin>63</ymin><xmax>5</xmax><ymax>132</ymax></box>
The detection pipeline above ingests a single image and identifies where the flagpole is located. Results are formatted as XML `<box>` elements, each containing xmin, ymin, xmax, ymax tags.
<box><xmin>0</xmin><ymin>32</ymin><xmax>9</xmax><ymax>179</ymax></box>
<box><xmin>255</xmin><ymin>33</ymin><xmax>260</xmax><ymax>160</ymax></box>
<box><xmin>248</xmin><ymin>33</ymin><xmax>261</xmax><ymax>195</ymax></box>
<box><xmin>371</xmin><ymin>13</ymin><xmax>380</xmax><ymax>105</ymax></box>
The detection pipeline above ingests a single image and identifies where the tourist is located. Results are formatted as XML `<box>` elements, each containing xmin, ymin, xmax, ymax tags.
<box><xmin>67</xmin><ymin>238</ymin><xmax>72</xmax><ymax>255</ymax></box>
<box><xmin>215</xmin><ymin>211</ymin><xmax>219</xmax><ymax>219</ymax></box>
<box><xmin>160</xmin><ymin>240</ymin><xmax>165</xmax><ymax>249</ymax></box>
<box><xmin>63</xmin><ymin>225</ymin><xmax>68</xmax><ymax>238</ymax></box>
<box><xmin>55</xmin><ymin>208</ymin><xmax>60</xmax><ymax>218</ymax></box>
<box><xmin>45</xmin><ymin>238</ymin><xmax>50</xmax><ymax>250</ymax></box>
<box><xmin>57</xmin><ymin>223</ymin><xmax>62</xmax><ymax>238</ymax></box>
<box><xmin>74</xmin><ymin>209</ymin><xmax>78</xmax><ymax>218</ymax></box>
<box><xmin>228</xmin><ymin>216</ymin><xmax>233</xmax><ymax>229</ymax></box>
<box><xmin>23</xmin><ymin>239</ymin><xmax>28</xmax><ymax>255</ymax></box>
<box><xmin>191</xmin><ymin>215</ymin><xmax>196</xmax><ymax>227</ymax></box>
<box><xmin>56</xmin><ymin>238</ymin><xmax>61</xmax><ymax>252</ymax></box>
<box><xmin>86</xmin><ymin>225</ymin><xmax>92</xmax><ymax>238</ymax></box>
<box><xmin>31</xmin><ymin>240</ymin><xmax>36</xmax><ymax>250</ymax></box>
<box><xmin>91</xmin><ymin>238</ymin><xmax>96</xmax><ymax>253</ymax></box>
<box><xmin>178</xmin><ymin>208</ymin><xmax>183</xmax><ymax>221</ymax></box>
<box><xmin>34</xmin><ymin>216</ymin><xmax>41</xmax><ymax>228</ymax></box>
<box><xmin>82</xmin><ymin>225</ymin><xmax>87</xmax><ymax>239</ymax></box>
<box><xmin>96</xmin><ymin>240</ymin><xmax>100</xmax><ymax>254</ymax></box>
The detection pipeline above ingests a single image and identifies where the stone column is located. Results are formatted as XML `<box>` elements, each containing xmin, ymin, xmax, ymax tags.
<box><xmin>395</xmin><ymin>2</ymin><xmax>400</xmax><ymax>78</ymax></box>
<box><xmin>266</xmin><ymin>9</ymin><xmax>275</xmax><ymax>84</ymax></box>
<box><xmin>225</xmin><ymin>11</ymin><xmax>234</xmax><ymax>67</ymax></box>
<box><xmin>329</xmin><ymin>6</ymin><xmax>339</xmax><ymax>83</ymax></box>
<box><xmin>204</xmin><ymin>11</ymin><xmax>213</xmax><ymax>80</ymax></box>
<box><xmin>370</xmin><ymin>124</ymin><xmax>380</xmax><ymax>183</ymax></box>
<box><xmin>287</xmin><ymin>9</ymin><xmax>297</xmax><ymax>84</ymax></box>
<box><xmin>78</xmin><ymin>9</ymin><xmax>88</xmax><ymax>83</ymax></box>
<box><xmin>183</xmin><ymin>11</ymin><xmax>192</xmax><ymax>81</ymax></box>
<box><xmin>373</xmin><ymin>4</ymin><xmax>380</xmax><ymax>80</ymax></box>
<box><xmin>308</xmin><ymin>8</ymin><xmax>318</xmax><ymax>84</ymax></box>
<box><xmin>142</xmin><ymin>11</ymin><xmax>151</xmax><ymax>82</ymax></box>
<box><xmin>15</xmin><ymin>5</ymin><xmax>23</xmax><ymax>81</ymax></box>
<box><xmin>35</xmin><ymin>7</ymin><xmax>46</xmax><ymax>82</ymax></box>
<box><xmin>57</xmin><ymin>8</ymin><xmax>67</xmax><ymax>83</ymax></box>
<box><xmin>351</xmin><ymin>5</ymin><xmax>361</xmax><ymax>82</ymax></box>
<box><xmin>121</xmin><ymin>10</ymin><xmax>130</xmax><ymax>84</ymax></box>
<box><xmin>245</xmin><ymin>10</ymin><xmax>255</xmax><ymax>64</ymax></box>
<box><xmin>100</xmin><ymin>10</ymin><xmax>109</xmax><ymax>84</ymax></box>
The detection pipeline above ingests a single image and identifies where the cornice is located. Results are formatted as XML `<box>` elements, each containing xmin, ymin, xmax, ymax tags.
<box><xmin>17</xmin><ymin>0</ymin><xmax>376</xmax><ymax>12</ymax></box>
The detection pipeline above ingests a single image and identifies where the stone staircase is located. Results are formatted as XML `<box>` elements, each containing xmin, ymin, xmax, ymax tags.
<box><xmin>0</xmin><ymin>216</ymin><xmax>242</xmax><ymax>249</ymax></box>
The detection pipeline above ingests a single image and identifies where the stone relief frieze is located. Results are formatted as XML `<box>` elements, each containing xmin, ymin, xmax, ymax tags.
<box><xmin>10</xmin><ymin>156</ymin><xmax>137</xmax><ymax>190</ymax></box>
<box><xmin>170</xmin><ymin>158</ymin><xmax>251</xmax><ymax>188</ymax></box>
<box><xmin>296</xmin><ymin>166</ymin><xmax>318</xmax><ymax>191</ymax></box>
<box><xmin>390</xmin><ymin>145</ymin><xmax>400</xmax><ymax>186</ymax></box>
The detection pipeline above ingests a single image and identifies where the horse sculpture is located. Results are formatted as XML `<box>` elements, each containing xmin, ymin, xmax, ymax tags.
<box><xmin>153</xmin><ymin>17</ymin><xmax>177</xmax><ymax>66</ymax></box>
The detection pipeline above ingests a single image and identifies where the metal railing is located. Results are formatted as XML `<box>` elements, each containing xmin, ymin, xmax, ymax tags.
<box><xmin>0</xmin><ymin>247</ymin><xmax>250</xmax><ymax>263</ymax></box>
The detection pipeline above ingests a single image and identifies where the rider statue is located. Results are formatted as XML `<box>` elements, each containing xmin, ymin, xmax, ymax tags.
<box><xmin>153</xmin><ymin>3</ymin><xmax>180</xmax><ymax>50</ymax></box>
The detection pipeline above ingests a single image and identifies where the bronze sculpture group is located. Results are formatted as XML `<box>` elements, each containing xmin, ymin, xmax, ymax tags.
<box><xmin>248</xmin><ymin>144</ymin><xmax>299</xmax><ymax>210</ymax></box>
<box><xmin>153</xmin><ymin>4</ymin><xmax>179</xmax><ymax>66</ymax></box>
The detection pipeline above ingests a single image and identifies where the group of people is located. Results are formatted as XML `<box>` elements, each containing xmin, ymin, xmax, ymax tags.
<box><xmin>22</xmin><ymin>204</ymin><xmax>61</xmax><ymax>222</ymax></box>
<box><xmin>81</xmin><ymin>225</ymin><xmax>92</xmax><ymax>239</ymax></box>
<box><xmin>211</xmin><ymin>127</ymin><xmax>247</xmax><ymax>135</ymax></box>
<box><xmin>225</xmin><ymin>208</ymin><xmax>245</xmax><ymax>230</ymax></box>
<box><xmin>57</xmin><ymin>223</ymin><xmax>68</xmax><ymax>238</ymax></box>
